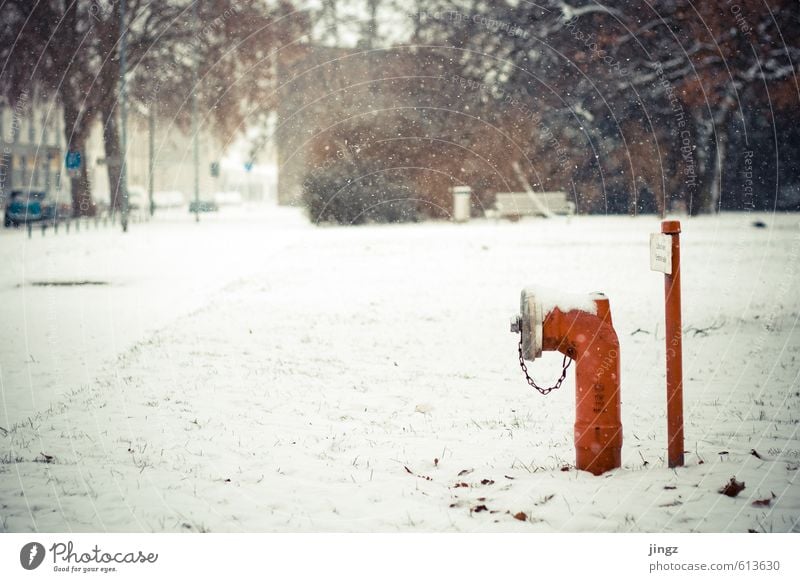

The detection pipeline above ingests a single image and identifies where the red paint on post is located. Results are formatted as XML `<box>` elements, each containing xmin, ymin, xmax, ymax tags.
<box><xmin>661</xmin><ymin>220</ymin><xmax>684</xmax><ymax>468</ymax></box>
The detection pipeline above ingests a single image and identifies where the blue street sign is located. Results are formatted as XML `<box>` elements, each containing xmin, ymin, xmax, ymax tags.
<box><xmin>65</xmin><ymin>151</ymin><xmax>82</xmax><ymax>170</ymax></box>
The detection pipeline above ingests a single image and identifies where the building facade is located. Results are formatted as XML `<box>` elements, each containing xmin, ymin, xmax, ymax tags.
<box><xmin>0</xmin><ymin>94</ymin><xmax>68</xmax><ymax>204</ymax></box>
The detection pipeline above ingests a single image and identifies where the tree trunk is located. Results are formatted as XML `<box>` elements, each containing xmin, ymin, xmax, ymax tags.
<box><xmin>101</xmin><ymin>104</ymin><xmax>125</xmax><ymax>215</ymax></box>
<box><xmin>63</xmin><ymin>103</ymin><xmax>95</xmax><ymax>217</ymax></box>
<box><xmin>689</xmin><ymin>118</ymin><xmax>713</xmax><ymax>216</ymax></box>
<box><xmin>707</xmin><ymin>129</ymin><xmax>727</xmax><ymax>214</ymax></box>
<box><xmin>693</xmin><ymin>99</ymin><xmax>733</xmax><ymax>215</ymax></box>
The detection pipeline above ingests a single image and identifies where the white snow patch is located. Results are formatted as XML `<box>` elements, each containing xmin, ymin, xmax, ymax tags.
<box><xmin>522</xmin><ymin>285</ymin><xmax>598</xmax><ymax>315</ymax></box>
<box><xmin>1</xmin><ymin>210</ymin><xmax>798</xmax><ymax>533</ymax></box>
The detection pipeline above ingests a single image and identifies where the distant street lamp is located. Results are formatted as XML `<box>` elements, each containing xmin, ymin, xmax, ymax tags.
<box><xmin>149</xmin><ymin>105</ymin><xmax>155</xmax><ymax>217</ymax></box>
<box><xmin>192</xmin><ymin>0</ymin><xmax>200</xmax><ymax>223</ymax></box>
<box><xmin>119</xmin><ymin>0</ymin><xmax>130</xmax><ymax>232</ymax></box>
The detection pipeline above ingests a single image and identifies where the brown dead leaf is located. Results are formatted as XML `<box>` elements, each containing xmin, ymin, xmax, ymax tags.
<box><xmin>751</xmin><ymin>493</ymin><xmax>776</xmax><ymax>507</ymax></box>
<box><xmin>458</xmin><ymin>468</ymin><xmax>473</xmax><ymax>477</ymax></box>
<box><xmin>513</xmin><ymin>511</ymin><xmax>528</xmax><ymax>521</ymax></box>
<box><xmin>472</xmin><ymin>504</ymin><xmax>489</xmax><ymax>513</ymax></box>
<box><xmin>480</xmin><ymin>479</ymin><xmax>495</xmax><ymax>485</ymax></box>
<box><xmin>719</xmin><ymin>477</ymin><xmax>746</xmax><ymax>497</ymax></box>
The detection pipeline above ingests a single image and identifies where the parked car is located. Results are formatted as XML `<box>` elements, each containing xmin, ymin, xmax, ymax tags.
<box><xmin>5</xmin><ymin>190</ymin><xmax>42</xmax><ymax>226</ymax></box>
<box><xmin>41</xmin><ymin>198</ymin><xmax>73</xmax><ymax>222</ymax></box>
<box><xmin>4</xmin><ymin>190</ymin><xmax>73</xmax><ymax>227</ymax></box>
<box><xmin>189</xmin><ymin>199</ymin><xmax>219</xmax><ymax>213</ymax></box>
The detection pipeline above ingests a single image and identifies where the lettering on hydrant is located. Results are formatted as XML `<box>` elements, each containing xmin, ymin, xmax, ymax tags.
<box><xmin>511</xmin><ymin>289</ymin><xmax>622</xmax><ymax>475</ymax></box>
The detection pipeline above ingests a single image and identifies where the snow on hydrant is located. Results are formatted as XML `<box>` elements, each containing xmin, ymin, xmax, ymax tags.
<box><xmin>510</xmin><ymin>287</ymin><xmax>622</xmax><ymax>475</ymax></box>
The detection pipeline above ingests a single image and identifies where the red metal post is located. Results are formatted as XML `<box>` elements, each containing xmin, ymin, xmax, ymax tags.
<box><xmin>662</xmin><ymin>220</ymin><xmax>684</xmax><ymax>468</ymax></box>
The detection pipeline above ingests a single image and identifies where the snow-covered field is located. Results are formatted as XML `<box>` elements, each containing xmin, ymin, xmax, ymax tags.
<box><xmin>1</xmin><ymin>207</ymin><xmax>799</xmax><ymax>533</ymax></box>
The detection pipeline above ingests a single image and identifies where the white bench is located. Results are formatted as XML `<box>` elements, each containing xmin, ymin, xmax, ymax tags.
<box><xmin>494</xmin><ymin>191</ymin><xmax>575</xmax><ymax>219</ymax></box>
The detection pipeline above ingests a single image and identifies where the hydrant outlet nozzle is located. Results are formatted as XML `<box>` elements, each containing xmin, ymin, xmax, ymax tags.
<box><xmin>510</xmin><ymin>315</ymin><xmax>522</xmax><ymax>334</ymax></box>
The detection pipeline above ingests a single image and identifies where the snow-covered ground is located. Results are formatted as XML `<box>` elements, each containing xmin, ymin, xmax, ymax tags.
<box><xmin>1</xmin><ymin>207</ymin><xmax>799</xmax><ymax>532</ymax></box>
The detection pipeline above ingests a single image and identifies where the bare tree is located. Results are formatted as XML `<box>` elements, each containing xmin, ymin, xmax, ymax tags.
<box><xmin>1</xmin><ymin>0</ymin><xmax>306</xmax><ymax>216</ymax></box>
<box><xmin>413</xmin><ymin>0</ymin><xmax>800</xmax><ymax>214</ymax></box>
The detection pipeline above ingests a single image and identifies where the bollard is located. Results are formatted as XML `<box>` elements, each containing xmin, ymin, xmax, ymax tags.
<box><xmin>27</xmin><ymin>222</ymin><xmax>32</xmax><ymax>238</ymax></box>
<box><xmin>650</xmin><ymin>220</ymin><xmax>685</xmax><ymax>467</ymax></box>
<box><xmin>661</xmin><ymin>220</ymin><xmax>684</xmax><ymax>468</ymax></box>
<box><xmin>41</xmin><ymin>223</ymin><xmax>46</xmax><ymax>236</ymax></box>
<box><xmin>452</xmin><ymin>186</ymin><xmax>472</xmax><ymax>223</ymax></box>
<box><xmin>512</xmin><ymin>289</ymin><xmax>622</xmax><ymax>475</ymax></box>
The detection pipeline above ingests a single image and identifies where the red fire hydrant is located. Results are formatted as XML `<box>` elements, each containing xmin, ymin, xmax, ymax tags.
<box><xmin>511</xmin><ymin>289</ymin><xmax>622</xmax><ymax>475</ymax></box>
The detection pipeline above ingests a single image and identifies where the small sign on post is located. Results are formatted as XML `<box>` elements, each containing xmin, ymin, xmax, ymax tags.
<box><xmin>649</xmin><ymin>233</ymin><xmax>672</xmax><ymax>274</ymax></box>
<box><xmin>65</xmin><ymin>151</ymin><xmax>81</xmax><ymax>169</ymax></box>
<box><xmin>65</xmin><ymin>150</ymin><xmax>82</xmax><ymax>178</ymax></box>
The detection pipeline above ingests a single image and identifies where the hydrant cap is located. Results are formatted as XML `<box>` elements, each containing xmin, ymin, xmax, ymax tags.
<box><xmin>519</xmin><ymin>289</ymin><xmax>543</xmax><ymax>361</ymax></box>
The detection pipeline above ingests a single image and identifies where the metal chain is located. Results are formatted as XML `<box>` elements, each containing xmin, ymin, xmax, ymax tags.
<box><xmin>517</xmin><ymin>332</ymin><xmax>573</xmax><ymax>395</ymax></box>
